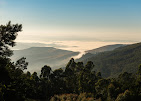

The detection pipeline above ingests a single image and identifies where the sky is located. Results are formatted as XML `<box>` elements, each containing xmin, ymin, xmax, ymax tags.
<box><xmin>0</xmin><ymin>0</ymin><xmax>141</xmax><ymax>43</ymax></box>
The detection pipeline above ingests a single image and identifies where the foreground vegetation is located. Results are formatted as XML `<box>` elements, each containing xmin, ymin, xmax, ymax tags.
<box><xmin>1</xmin><ymin>22</ymin><xmax>141</xmax><ymax>101</ymax></box>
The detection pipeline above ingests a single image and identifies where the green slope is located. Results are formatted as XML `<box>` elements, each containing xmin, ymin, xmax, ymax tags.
<box><xmin>86</xmin><ymin>44</ymin><xmax>125</xmax><ymax>54</ymax></box>
<box><xmin>82</xmin><ymin>42</ymin><xmax>141</xmax><ymax>78</ymax></box>
<box><xmin>77</xmin><ymin>44</ymin><xmax>126</xmax><ymax>62</ymax></box>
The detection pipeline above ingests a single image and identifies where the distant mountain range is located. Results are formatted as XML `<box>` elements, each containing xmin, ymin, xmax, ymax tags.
<box><xmin>11</xmin><ymin>47</ymin><xmax>79</xmax><ymax>73</ymax></box>
<box><xmin>11</xmin><ymin>42</ymin><xmax>141</xmax><ymax>78</ymax></box>
<box><xmin>11</xmin><ymin>42</ymin><xmax>47</xmax><ymax>50</ymax></box>
<box><xmin>79</xmin><ymin>42</ymin><xmax>141</xmax><ymax>78</ymax></box>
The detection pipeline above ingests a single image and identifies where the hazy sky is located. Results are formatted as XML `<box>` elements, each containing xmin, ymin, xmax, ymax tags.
<box><xmin>0</xmin><ymin>0</ymin><xmax>141</xmax><ymax>42</ymax></box>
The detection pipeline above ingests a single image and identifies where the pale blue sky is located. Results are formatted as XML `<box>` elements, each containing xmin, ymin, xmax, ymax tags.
<box><xmin>0</xmin><ymin>0</ymin><xmax>141</xmax><ymax>42</ymax></box>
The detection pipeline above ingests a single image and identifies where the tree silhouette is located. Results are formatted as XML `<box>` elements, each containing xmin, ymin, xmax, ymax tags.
<box><xmin>0</xmin><ymin>21</ymin><xmax>22</xmax><ymax>57</ymax></box>
<box><xmin>40</xmin><ymin>65</ymin><xmax>52</xmax><ymax>79</ymax></box>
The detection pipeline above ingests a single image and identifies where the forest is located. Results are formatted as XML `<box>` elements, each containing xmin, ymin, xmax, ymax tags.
<box><xmin>80</xmin><ymin>42</ymin><xmax>141</xmax><ymax>78</ymax></box>
<box><xmin>1</xmin><ymin>22</ymin><xmax>141</xmax><ymax>101</ymax></box>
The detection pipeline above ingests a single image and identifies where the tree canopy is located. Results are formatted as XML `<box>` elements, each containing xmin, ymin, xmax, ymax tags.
<box><xmin>1</xmin><ymin>22</ymin><xmax>141</xmax><ymax>101</ymax></box>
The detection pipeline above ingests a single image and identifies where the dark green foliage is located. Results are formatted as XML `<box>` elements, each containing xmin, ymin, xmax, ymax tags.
<box><xmin>82</xmin><ymin>42</ymin><xmax>141</xmax><ymax>78</ymax></box>
<box><xmin>1</xmin><ymin>22</ymin><xmax>141</xmax><ymax>101</ymax></box>
<box><xmin>40</xmin><ymin>65</ymin><xmax>51</xmax><ymax>79</ymax></box>
<box><xmin>115</xmin><ymin>90</ymin><xmax>132</xmax><ymax>101</ymax></box>
<box><xmin>50</xmin><ymin>93</ymin><xmax>95</xmax><ymax>101</ymax></box>
<box><xmin>0</xmin><ymin>21</ymin><xmax>22</xmax><ymax>57</ymax></box>
<box><xmin>15</xmin><ymin>57</ymin><xmax>28</xmax><ymax>70</ymax></box>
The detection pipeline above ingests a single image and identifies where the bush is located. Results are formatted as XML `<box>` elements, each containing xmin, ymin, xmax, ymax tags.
<box><xmin>50</xmin><ymin>93</ymin><xmax>96</xmax><ymax>101</ymax></box>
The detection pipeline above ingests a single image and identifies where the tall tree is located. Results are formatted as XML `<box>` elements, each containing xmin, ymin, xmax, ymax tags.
<box><xmin>0</xmin><ymin>22</ymin><xmax>22</xmax><ymax>84</ymax></box>
<box><xmin>0</xmin><ymin>21</ymin><xmax>22</xmax><ymax>57</ymax></box>
<box><xmin>40</xmin><ymin>65</ymin><xmax>52</xmax><ymax>79</ymax></box>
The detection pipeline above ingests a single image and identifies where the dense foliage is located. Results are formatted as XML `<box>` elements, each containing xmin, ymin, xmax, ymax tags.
<box><xmin>1</xmin><ymin>22</ymin><xmax>141</xmax><ymax>101</ymax></box>
<box><xmin>81</xmin><ymin>42</ymin><xmax>141</xmax><ymax>78</ymax></box>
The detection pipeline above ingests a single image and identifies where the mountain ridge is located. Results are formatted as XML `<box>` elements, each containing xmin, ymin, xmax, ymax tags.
<box><xmin>11</xmin><ymin>47</ymin><xmax>79</xmax><ymax>73</ymax></box>
<box><xmin>86</xmin><ymin>44</ymin><xmax>126</xmax><ymax>54</ymax></box>
<box><xmin>80</xmin><ymin>42</ymin><xmax>141</xmax><ymax>78</ymax></box>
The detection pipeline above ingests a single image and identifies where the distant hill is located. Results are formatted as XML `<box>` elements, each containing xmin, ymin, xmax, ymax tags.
<box><xmin>81</xmin><ymin>42</ymin><xmax>141</xmax><ymax>78</ymax></box>
<box><xmin>11</xmin><ymin>47</ymin><xmax>79</xmax><ymax>73</ymax></box>
<box><xmin>77</xmin><ymin>44</ymin><xmax>125</xmax><ymax>62</ymax></box>
<box><xmin>10</xmin><ymin>42</ymin><xmax>47</xmax><ymax>50</ymax></box>
<box><xmin>86</xmin><ymin>44</ymin><xmax>125</xmax><ymax>54</ymax></box>
<box><xmin>76</xmin><ymin>53</ymin><xmax>95</xmax><ymax>62</ymax></box>
<box><xmin>10</xmin><ymin>42</ymin><xmax>68</xmax><ymax>50</ymax></box>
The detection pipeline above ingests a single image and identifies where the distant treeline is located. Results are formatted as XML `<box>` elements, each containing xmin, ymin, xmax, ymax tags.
<box><xmin>1</xmin><ymin>22</ymin><xmax>141</xmax><ymax>101</ymax></box>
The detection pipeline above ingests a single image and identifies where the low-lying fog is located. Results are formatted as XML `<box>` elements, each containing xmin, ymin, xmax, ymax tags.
<box><xmin>13</xmin><ymin>40</ymin><xmax>134</xmax><ymax>59</ymax></box>
<box><xmin>11</xmin><ymin>40</ymin><xmax>134</xmax><ymax>74</ymax></box>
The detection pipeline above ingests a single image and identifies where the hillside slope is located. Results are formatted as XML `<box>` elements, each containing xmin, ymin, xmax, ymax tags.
<box><xmin>11</xmin><ymin>47</ymin><xmax>79</xmax><ymax>73</ymax></box>
<box><xmin>77</xmin><ymin>44</ymin><xmax>125</xmax><ymax>63</ymax></box>
<box><xmin>86</xmin><ymin>44</ymin><xmax>125</xmax><ymax>54</ymax></box>
<box><xmin>82</xmin><ymin>42</ymin><xmax>141</xmax><ymax>78</ymax></box>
